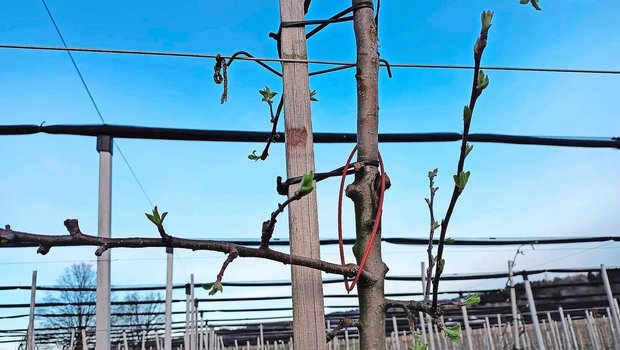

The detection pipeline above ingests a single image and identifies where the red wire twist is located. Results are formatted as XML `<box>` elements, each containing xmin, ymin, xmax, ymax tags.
<box><xmin>337</xmin><ymin>146</ymin><xmax>386</xmax><ymax>292</ymax></box>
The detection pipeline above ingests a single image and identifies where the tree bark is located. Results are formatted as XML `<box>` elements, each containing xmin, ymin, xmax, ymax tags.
<box><xmin>348</xmin><ymin>1</ymin><xmax>387</xmax><ymax>349</ymax></box>
<box><xmin>279</xmin><ymin>0</ymin><xmax>326</xmax><ymax>348</ymax></box>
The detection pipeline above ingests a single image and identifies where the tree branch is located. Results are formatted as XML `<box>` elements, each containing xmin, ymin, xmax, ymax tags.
<box><xmin>216</xmin><ymin>250</ymin><xmax>238</xmax><ymax>283</ymax></box>
<box><xmin>0</xmin><ymin>220</ymin><xmax>367</xmax><ymax>279</ymax></box>
<box><xmin>384</xmin><ymin>298</ymin><xmax>450</xmax><ymax>331</ymax></box>
<box><xmin>424</xmin><ymin>169</ymin><xmax>438</xmax><ymax>301</ymax></box>
<box><xmin>325</xmin><ymin>318</ymin><xmax>359</xmax><ymax>343</ymax></box>
<box><xmin>431</xmin><ymin>11</ymin><xmax>493</xmax><ymax>311</ymax></box>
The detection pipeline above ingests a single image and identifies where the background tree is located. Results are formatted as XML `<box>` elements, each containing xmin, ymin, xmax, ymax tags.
<box><xmin>41</xmin><ymin>263</ymin><xmax>96</xmax><ymax>350</ymax></box>
<box><xmin>113</xmin><ymin>292</ymin><xmax>164</xmax><ymax>348</ymax></box>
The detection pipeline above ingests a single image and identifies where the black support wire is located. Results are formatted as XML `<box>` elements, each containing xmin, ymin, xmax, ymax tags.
<box><xmin>1</xmin><ymin>124</ymin><xmax>618</xmax><ymax>148</ymax></box>
<box><xmin>2</xmin><ymin>44</ymin><xmax>620</xmax><ymax>75</ymax></box>
<box><xmin>0</xmin><ymin>267</ymin><xmax>614</xmax><ymax>295</ymax></box>
<box><xmin>39</xmin><ymin>0</ymin><xmax>155</xmax><ymax>207</ymax></box>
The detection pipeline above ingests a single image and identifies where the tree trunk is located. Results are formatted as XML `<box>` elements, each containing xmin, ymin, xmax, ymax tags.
<box><xmin>348</xmin><ymin>1</ymin><xmax>386</xmax><ymax>349</ymax></box>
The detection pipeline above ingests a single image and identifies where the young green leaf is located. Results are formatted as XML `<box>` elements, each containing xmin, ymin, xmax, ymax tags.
<box><xmin>409</xmin><ymin>342</ymin><xmax>428</xmax><ymax>350</ymax></box>
<box><xmin>424</xmin><ymin>198</ymin><xmax>431</xmax><ymax>206</ymax></box>
<box><xmin>298</xmin><ymin>171</ymin><xmax>315</xmax><ymax>196</ymax></box>
<box><xmin>248</xmin><ymin>150</ymin><xmax>261</xmax><ymax>161</ymax></box>
<box><xmin>410</xmin><ymin>332</ymin><xmax>428</xmax><ymax>350</ymax></box>
<box><xmin>202</xmin><ymin>282</ymin><xmax>215</xmax><ymax>290</ymax></box>
<box><xmin>464</xmin><ymin>293</ymin><xmax>481</xmax><ymax>306</ymax></box>
<box><xmin>432</xmin><ymin>221</ymin><xmax>440</xmax><ymax>231</ymax></box>
<box><xmin>145</xmin><ymin>213</ymin><xmax>157</xmax><ymax>225</ymax></box>
<box><xmin>445</xmin><ymin>237</ymin><xmax>455</xmax><ymax>244</ymax></box>
<box><xmin>309</xmin><ymin>89</ymin><xmax>318</xmax><ymax>102</ymax></box>
<box><xmin>160</xmin><ymin>212</ymin><xmax>168</xmax><ymax>224</ymax></box>
<box><xmin>519</xmin><ymin>0</ymin><xmax>541</xmax><ymax>10</ymax></box>
<box><xmin>444</xmin><ymin>324</ymin><xmax>461</xmax><ymax>344</ymax></box>
<box><xmin>453</xmin><ymin>171</ymin><xmax>471</xmax><ymax>190</ymax></box>
<box><xmin>259</xmin><ymin>86</ymin><xmax>278</xmax><ymax>102</ymax></box>
<box><xmin>209</xmin><ymin>281</ymin><xmax>224</xmax><ymax>296</ymax></box>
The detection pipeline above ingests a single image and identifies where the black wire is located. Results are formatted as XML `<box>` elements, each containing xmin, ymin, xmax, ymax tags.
<box><xmin>1</xmin><ymin>124</ymin><xmax>618</xmax><ymax>149</ymax></box>
<box><xmin>3</xmin><ymin>43</ymin><xmax>620</xmax><ymax>75</ymax></box>
<box><xmin>40</xmin><ymin>0</ymin><xmax>155</xmax><ymax>208</ymax></box>
<box><xmin>226</xmin><ymin>50</ymin><xmax>282</xmax><ymax>77</ymax></box>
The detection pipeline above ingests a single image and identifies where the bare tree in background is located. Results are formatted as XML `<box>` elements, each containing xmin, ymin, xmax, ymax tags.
<box><xmin>113</xmin><ymin>292</ymin><xmax>164</xmax><ymax>348</ymax></box>
<box><xmin>41</xmin><ymin>263</ymin><xmax>96</xmax><ymax>350</ymax></box>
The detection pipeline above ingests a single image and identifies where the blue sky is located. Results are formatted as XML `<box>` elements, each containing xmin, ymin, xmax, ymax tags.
<box><xmin>1</xmin><ymin>0</ymin><xmax>619</xmax><ymax>347</ymax></box>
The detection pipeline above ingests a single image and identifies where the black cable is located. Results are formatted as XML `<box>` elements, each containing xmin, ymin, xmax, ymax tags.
<box><xmin>1</xmin><ymin>124</ymin><xmax>618</xmax><ymax>149</ymax></box>
<box><xmin>3</xmin><ymin>44</ymin><xmax>620</xmax><ymax>75</ymax></box>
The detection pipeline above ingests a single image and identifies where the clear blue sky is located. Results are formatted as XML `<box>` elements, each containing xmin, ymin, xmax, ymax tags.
<box><xmin>1</xmin><ymin>0</ymin><xmax>619</xmax><ymax>347</ymax></box>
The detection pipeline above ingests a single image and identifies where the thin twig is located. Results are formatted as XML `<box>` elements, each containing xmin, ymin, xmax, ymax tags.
<box><xmin>216</xmin><ymin>250</ymin><xmax>238</xmax><ymax>283</ymax></box>
<box><xmin>424</xmin><ymin>169</ymin><xmax>438</xmax><ymax>301</ymax></box>
<box><xmin>258</xmin><ymin>97</ymin><xmax>284</xmax><ymax>161</ymax></box>
<box><xmin>325</xmin><ymin>318</ymin><xmax>359</xmax><ymax>343</ymax></box>
<box><xmin>260</xmin><ymin>192</ymin><xmax>301</xmax><ymax>248</ymax></box>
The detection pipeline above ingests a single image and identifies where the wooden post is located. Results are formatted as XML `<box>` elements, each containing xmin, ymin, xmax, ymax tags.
<box><xmin>278</xmin><ymin>1</ymin><xmax>326</xmax><ymax>348</ymax></box>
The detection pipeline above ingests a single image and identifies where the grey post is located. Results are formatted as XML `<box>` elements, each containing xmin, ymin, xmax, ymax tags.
<box><xmin>26</xmin><ymin>270</ymin><xmax>37</xmax><ymax>350</ymax></box>
<box><xmin>523</xmin><ymin>276</ymin><xmax>545</xmax><ymax>350</ymax></box>
<box><xmin>601</xmin><ymin>264</ymin><xmax>620</xmax><ymax>349</ymax></box>
<box><xmin>96</xmin><ymin>135</ymin><xmax>112</xmax><ymax>350</ymax></box>
<box><xmin>508</xmin><ymin>260</ymin><xmax>521</xmax><ymax>349</ymax></box>
<box><xmin>165</xmin><ymin>247</ymin><xmax>173</xmax><ymax>350</ymax></box>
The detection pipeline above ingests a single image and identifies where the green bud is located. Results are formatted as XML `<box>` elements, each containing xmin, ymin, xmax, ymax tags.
<box><xmin>481</xmin><ymin>11</ymin><xmax>494</xmax><ymax>31</ymax></box>
<box><xmin>309</xmin><ymin>89</ymin><xmax>318</xmax><ymax>102</ymax></box>
<box><xmin>428</xmin><ymin>168</ymin><xmax>439</xmax><ymax>179</ymax></box>
<box><xmin>465</xmin><ymin>144</ymin><xmax>474</xmax><ymax>157</ymax></box>
<box><xmin>298</xmin><ymin>171</ymin><xmax>315</xmax><ymax>196</ymax></box>
<box><xmin>477</xmin><ymin>70</ymin><xmax>490</xmax><ymax>90</ymax></box>
<box><xmin>463</xmin><ymin>106</ymin><xmax>472</xmax><ymax>123</ymax></box>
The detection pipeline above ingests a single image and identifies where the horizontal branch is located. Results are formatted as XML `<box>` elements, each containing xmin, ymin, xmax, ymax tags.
<box><xmin>0</xmin><ymin>221</ymin><xmax>365</xmax><ymax>279</ymax></box>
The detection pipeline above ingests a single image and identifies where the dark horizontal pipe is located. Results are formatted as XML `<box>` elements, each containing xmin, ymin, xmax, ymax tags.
<box><xmin>0</xmin><ymin>124</ymin><xmax>618</xmax><ymax>148</ymax></box>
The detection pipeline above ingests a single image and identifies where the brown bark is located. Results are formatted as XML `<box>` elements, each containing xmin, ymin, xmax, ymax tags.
<box><xmin>347</xmin><ymin>1</ymin><xmax>387</xmax><ymax>349</ymax></box>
